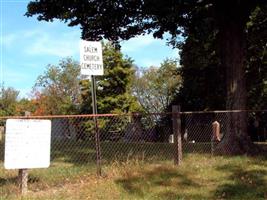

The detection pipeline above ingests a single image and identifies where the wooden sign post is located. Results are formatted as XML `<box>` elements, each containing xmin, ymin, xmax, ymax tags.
<box><xmin>18</xmin><ymin>168</ymin><xmax>28</xmax><ymax>195</ymax></box>
<box><xmin>18</xmin><ymin>112</ymin><xmax>30</xmax><ymax>195</ymax></box>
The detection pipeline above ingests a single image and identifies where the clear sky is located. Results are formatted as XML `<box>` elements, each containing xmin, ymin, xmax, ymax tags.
<box><xmin>0</xmin><ymin>0</ymin><xmax>179</xmax><ymax>98</ymax></box>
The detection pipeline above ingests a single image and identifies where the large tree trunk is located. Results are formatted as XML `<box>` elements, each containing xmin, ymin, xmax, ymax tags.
<box><xmin>214</xmin><ymin>1</ymin><xmax>258</xmax><ymax>154</ymax></box>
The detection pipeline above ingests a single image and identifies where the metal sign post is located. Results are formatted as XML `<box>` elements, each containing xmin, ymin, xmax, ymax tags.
<box><xmin>80</xmin><ymin>40</ymin><xmax>103</xmax><ymax>176</ymax></box>
<box><xmin>91</xmin><ymin>75</ymin><xmax>101</xmax><ymax>176</ymax></box>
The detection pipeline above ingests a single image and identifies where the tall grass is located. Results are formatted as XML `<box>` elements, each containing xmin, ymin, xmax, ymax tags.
<box><xmin>0</xmin><ymin>140</ymin><xmax>266</xmax><ymax>200</ymax></box>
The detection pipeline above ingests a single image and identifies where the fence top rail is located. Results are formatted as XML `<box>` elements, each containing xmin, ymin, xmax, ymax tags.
<box><xmin>0</xmin><ymin>110</ymin><xmax>265</xmax><ymax>119</ymax></box>
<box><xmin>0</xmin><ymin>112</ymin><xmax>174</xmax><ymax>119</ymax></box>
<box><xmin>0</xmin><ymin>113</ymin><xmax>119</xmax><ymax>119</ymax></box>
<box><xmin>181</xmin><ymin>109</ymin><xmax>267</xmax><ymax>114</ymax></box>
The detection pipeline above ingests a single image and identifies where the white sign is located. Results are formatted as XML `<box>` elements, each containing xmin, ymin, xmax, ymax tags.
<box><xmin>80</xmin><ymin>40</ymin><xmax>104</xmax><ymax>76</ymax></box>
<box><xmin>4</xmin><ymin>119</ymin><xmax>51</xmax><ymax>169</ymax></box>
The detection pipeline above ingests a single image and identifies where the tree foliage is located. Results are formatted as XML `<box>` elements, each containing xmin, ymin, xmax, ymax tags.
<box><xmin>80</xmin><ymin>42</ymin><xmax>141</xmax><ymax>114</ymax></box>
<box><xmin>133</xmin><ymin>59</ymin><xmax>181</xmax><ymax>113</ymax></box>
<box><xmin>26</xmin><ymin>0</ymin><xmax>267</xmax><ymax>154</ymax></box>
<box><xmin>25</xmin><ymin>0</ymin><xmax>266</xmax><ymax>110</ymax></box>
<box><xmin>246</xmin><ymin>5</ymin><xmax>267</xmax><ymax>109</ymax></box>
<box><xmin>32</xmin><ymin>58</ymin><xmax>81</xmax><ymax>115</ymax></box>
<box><xmin>15</xmin><ymin>98</ymin><xmax>36</xmax><ymax>116</ymax></box>
<box><xmin>176</xmin><ymin>13</ymin><xmax>225</xmax><ymax>111</ymax></box>
<box><xmin>176</xmin><ymin>4</ymin><xmax>267</xmax><ymax>111</ymax></box>
<box><xmin>0</xmin><ymin>86</ymin><xmax>19</xmax><ymax>116</ymax></box>
<box><xmin>26</xmin><ymin>0</ymin><xmax>185</xmax><ymax>42</ymax></box>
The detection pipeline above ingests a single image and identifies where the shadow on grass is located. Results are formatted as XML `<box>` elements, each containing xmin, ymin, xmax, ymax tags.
<box><xmin>251</xmin><ymin>143</ymin><xmax>267</xmax><ymax>162</ymax></box>
<box><xmin>214</xmin><ymin>164</ymin><xmax>267</xmax><ymax>199</ymax></box>
<box><xmin>156</xmin><ymin>191</ymin><xmax>207</xmax><ymax>200</ymax></box>
<box><xmin>50</xmin><ymin>139</ymin><xmax>222</xmax><ymax>166</ymax></box>
<box><xmin>115</xmin><ymin>165</ymin><xmax>200</xmax><ymax>199</ymax></box>
<box><xmin>0</xmin><ymin>175</ymin><xmax>40</xmax><ymax>187</ymax></box>
<box><xmin>0</xmin><ymin>177</ymin><xmax>17</xmax><ymax>187</ymax></box>
<box><xmin>50</xmin><ymin>140</ymin><xmax>97</xmax><ymax>165</ymax></box>
<box><xmin>115</xmin><ymin>156</ymin><xmax>267</xmax><ymax>200</ymax></box>
<box><xmin>51</xmin><ymin>140</ymin><xmax>176</xmax><ymax>166</ymax></box>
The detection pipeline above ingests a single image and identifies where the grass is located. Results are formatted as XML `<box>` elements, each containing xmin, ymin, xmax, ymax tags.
<box><xmin>0</xmin><ymin>140</ymin><xmax>266</xmax><ymax>200</ymax></box>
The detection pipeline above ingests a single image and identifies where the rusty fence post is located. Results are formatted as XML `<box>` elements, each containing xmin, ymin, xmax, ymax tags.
<box><xmin>172</xmin><ymin>105</ymin><xmax>182</xmax><ymax>165</ymax></box>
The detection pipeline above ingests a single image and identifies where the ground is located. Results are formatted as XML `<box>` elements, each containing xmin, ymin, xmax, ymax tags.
<box><xmin>0</xmin><ymin>152</ymin><xmax>266</xmax><ymax>200</ymax></box>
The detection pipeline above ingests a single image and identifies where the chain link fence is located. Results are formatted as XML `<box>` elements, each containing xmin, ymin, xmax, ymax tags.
<box><xmin>0</xmin><ymin>110</ymin><xmax>266</xmax><ymax>196</ymax></box>
<box><xmin>182</xmin><ymin>110</ymin><xmax>267</xmax><ymax>154</ymax></box>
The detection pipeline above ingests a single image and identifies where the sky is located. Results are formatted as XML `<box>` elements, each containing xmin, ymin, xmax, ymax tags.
<box><xmin>0</xmin><ymin>0</ymin><xmax>179</xmax><ymax>98</ymax></box>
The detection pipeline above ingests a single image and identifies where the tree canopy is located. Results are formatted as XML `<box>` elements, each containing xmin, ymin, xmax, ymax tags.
<box><xmin>26</xmin><ymin>0</ymin><xmax>267</xmax><ymax>154</ymax></box>
<box><xmin>26</xmin><ymin>0</ymin><xmax>185</xmax><ymax>42</ymax></box>
<box><xmin>26</xmin><ymin>0</ymin><xmax>266</xmax><ymax>108</ymax></box>
<box><xmin>0</xmin><ymin>86</ymin><xmax>19</xmax><ymax>116</ymax></box>
<box><xmin>133</xmin><ymin>59</ymin><xmax>181</xmax><ymax>113</ymax></box>
<box><xmin>175</xmin><ymin>3</ymin><xmax>267</xmax><ymax>111</ymax></box>
<box><xmin>32</xmin><ymin>58</ymin><xmax>81</xmax><ymax>115</ymax></box>
<box><xmin>246</xmin><ymin>5</ymin><xmax>267</xmax><ymax>109</ymax></box>
<box><xmin>80</xmin><ymin>42</ymin><xmax>141</xmax><ymax>114</ymax></box>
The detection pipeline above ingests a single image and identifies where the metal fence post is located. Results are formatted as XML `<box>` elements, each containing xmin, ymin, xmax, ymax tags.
<box><xmin>91</xmin><ymin>76</ymin><xmax>102</xmax><ymax>176</ymax></box>
<box><xmin>172</xmin><ymin>105</ymin><xmax>182</xmax><ymax>165</ymax></box>
<box><xmin>94</xmin><ymin>115</ymin><xmax>101</xmax><ymax>176</ymax></box>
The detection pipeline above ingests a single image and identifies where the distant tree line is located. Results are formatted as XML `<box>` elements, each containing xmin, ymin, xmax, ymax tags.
<box><xmin>0</xmin><ymin>42</ymin><xmax>181</xmax><ymax>116</ymax></box>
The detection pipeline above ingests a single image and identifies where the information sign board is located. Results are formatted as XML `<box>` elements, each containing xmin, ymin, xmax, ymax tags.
<box><xmin>80</xmin><ymin>40</ymin><xmax>104</xmax><ymax>76</ymax></box>
<box><xmin>4</xmin><ymin>119</ymin><xmax>51</xmax><ymax>169</ymax></box>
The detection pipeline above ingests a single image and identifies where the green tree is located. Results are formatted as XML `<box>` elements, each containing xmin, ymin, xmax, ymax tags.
<box><xmin>171</xmin><ymin>4</ymin><xmax>267</xmax><ymax>152</ymax></box>
<box><xmin>26</xmin><ymin>0</ymin><xmax>266</xmax><ymax>153</ymax></box>
<box><xmin>176</xmin><ymin>4</ymin><xmax>267</xmax><ymax>111</ymax></box>
<box><xmin>174</xmin><ymin>5</ymin><xmax>225</xmax><ymax>111</ymax></box>
<box><xmin>246</xmin><ymin>5</ymin><xmax>267</xmax><ymax>109</ymax></box>
<box><xmin>15</xmin><ymin>98</ymin><xmax>36</xmax><ymax>115</ymax></box>
<box><xmin>0</xmin><ymin>86</ymin><xmax>19</xmax><ymax>116</ymax></box>
<box><xmin>33</xmin><ymin>58</ymin><xmax>81</xmax><ymax>115</ymax></box>
<box><xmin>80</xmin><ymin>42</ymin><xmax>141</xmax><ymax>114</ymax></box>
<box><xmin>133</xmin><ymin>59</ymin><xmax>181</xmax><ymax>113</ymax></box>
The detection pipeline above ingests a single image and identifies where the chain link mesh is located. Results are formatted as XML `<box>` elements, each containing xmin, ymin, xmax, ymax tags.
<box><xmin>0</xmin><ymin>110</ymin><xmax>266</xmax><ymax>196</ymax></box>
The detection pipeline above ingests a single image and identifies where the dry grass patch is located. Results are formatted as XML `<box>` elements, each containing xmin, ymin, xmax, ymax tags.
<box><xmin>0</xmin><ymin>153</ymin><xmax>266</xmax><ymax>200</ymax></box>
